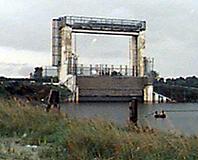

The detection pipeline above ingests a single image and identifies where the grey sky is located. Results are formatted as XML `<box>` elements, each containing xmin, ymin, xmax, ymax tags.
<box><xmin>0</xmin><ymin>0</ymin><xmax>197</xmax><ymax>77</ymax></box>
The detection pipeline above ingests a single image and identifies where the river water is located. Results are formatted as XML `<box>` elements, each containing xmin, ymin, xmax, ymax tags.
<box><xmin>61</xmin><ymin>103</ymin><xmax>198</xmax><ymax>136</ymax></box>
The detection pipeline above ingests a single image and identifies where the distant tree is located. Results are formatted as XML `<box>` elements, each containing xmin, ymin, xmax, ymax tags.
<box><xmin>175</xmin><ymin>77</ymin><xmax>185</xmax><ymax>86</ymax></box>
<box><xmin>186</xmin><ymin>76</ymin><xmax>198</xmax><ymax>87</ymax></box>
<box><xmin>158</xmin><ymin>78</ymin><xmax>164</xmax><ymax>83</ymax></box>
<box><xmin>148</xmin><ymin>70</ymin><xmax>159</xmax><ymax>81</ymax></box>
<box><xmin>33</xmin><ymin>67</ymin><xmax>43</xmax><ymax>82</ymax></box>
<box><xmin>166</xmin><ymin>78</ymin><xmax>172</xmax><ymax>85</ymax></box>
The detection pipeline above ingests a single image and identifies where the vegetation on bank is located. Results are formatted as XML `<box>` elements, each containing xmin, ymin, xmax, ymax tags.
<box><xmin>154</xmin><ymin>76</ymin><xmax>198</xmax><ymax>102</ymax></box>
<box><xmin>157</xmin><ymin>76</ymin><xmax>198</xmax><ymax>88</ymax></box>
<box><xmin>1</xmin><ymin>98</ymin><xmax>198</xmax><ymax>159</ymax></box>
<box><xmin>0</xmin><ymin>81</ymin><xmax>71</xmax><ymax>102</ymax></box>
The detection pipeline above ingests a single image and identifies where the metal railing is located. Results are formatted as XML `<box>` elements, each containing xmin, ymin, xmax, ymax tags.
<box><xmin>43</xmin><ymin>66</ymin><xmax>58</xmax><ymax>77</ymax></box>
<box><xmin>75</xmin><ymin>64</ymin><xmax>133</xmax><ymax>76</ymax></box>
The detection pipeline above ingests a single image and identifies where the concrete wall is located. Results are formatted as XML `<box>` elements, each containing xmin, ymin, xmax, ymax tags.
<box><xmin>77</xmin><ymin>76</ymin><xmax>148</xmax><ymax>101</ymax></box>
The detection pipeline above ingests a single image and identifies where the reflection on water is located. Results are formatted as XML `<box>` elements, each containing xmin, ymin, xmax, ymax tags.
<box><xmin>61</xmin><ymin>102</ymin><xmax>198</xmax><ymax>136</ymax></box>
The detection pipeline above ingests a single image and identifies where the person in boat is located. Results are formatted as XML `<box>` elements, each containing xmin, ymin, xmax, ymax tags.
<box><xmin>154</xmin><ymin>110</ymin><xmax>166</xmax><ymax>119</ymax></box>
<box><xmin>160</xmin><ymin>110</ymin><xmax>166</xmax><ymax>118</ymax></box>
<box><xmin>154</xmin><ymin>111</ymin><xmax>160</xmax><ymax>118</ymax></box>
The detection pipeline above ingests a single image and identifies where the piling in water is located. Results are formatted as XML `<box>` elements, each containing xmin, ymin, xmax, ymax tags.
<box><xmin>129</xmin><ymin>98</ymin><xmax>138</xmax><ymax>124</ymax></box>
<box><xmin>46</xmin><ymin>89</ymin><xmax>60</xmax><ymax>112</ymax></box>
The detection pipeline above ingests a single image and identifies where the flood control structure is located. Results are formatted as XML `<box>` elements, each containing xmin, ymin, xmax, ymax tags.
<box><xmin>51</xmin><ymin>16</ymin><xmax>153</xmax><ymax>102</ymax></box>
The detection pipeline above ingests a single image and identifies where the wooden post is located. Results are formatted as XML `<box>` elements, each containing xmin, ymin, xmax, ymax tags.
<box><xmin>90</xmin><ymin>64</ymin><xmax>92</xmax><ymax>75</ymax></box>
<box><xmin>129</xmin><ymin>98</ymin><xmax>138</xmax><ymax>124</ymax></box>
<box><xmin>47</xmin><ymin>89</ymin><xmax>60</xmax><ymax>112</ymax></box>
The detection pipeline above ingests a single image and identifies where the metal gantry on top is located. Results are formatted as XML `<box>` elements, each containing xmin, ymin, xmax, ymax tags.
<box><xmin>54</xmin><ymin>16</ymin><xmax>146</xmax><ymax>33</ymax></box>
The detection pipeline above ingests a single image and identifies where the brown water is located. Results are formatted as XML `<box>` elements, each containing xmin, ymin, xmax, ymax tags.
<box><xmin>61</xmin><ymin>102</ymin><xmax>198</xmax><ymax>136</ymax></box>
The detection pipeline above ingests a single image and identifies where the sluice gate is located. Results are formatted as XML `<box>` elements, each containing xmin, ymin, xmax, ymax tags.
<box><xmin>51</xmin><ymin>16</ymin><xmax>153</xmax><ymax>102</ymax></box>
<box><xmin>77</xmin><ymin>76</ymin><xmax>150</xmax><ymax>102</ymax></box>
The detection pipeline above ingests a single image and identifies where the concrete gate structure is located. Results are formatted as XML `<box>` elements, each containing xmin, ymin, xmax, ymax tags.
<box><xmin>51</xmin><ymin>16</ymin><xmax>153</xmax><ymax>102</ymax></box>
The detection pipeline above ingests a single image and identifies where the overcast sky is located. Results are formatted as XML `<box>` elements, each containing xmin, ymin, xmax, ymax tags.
<box><xmin>0</xmin><ymin>0</ymin><xmax>197</xmax><ymax>78</ymax></box>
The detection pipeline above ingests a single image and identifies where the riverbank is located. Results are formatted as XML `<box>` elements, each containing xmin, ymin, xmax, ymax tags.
<box><xmin>0</xmin><ymin>98</ymin><xmax>198</xmax><ymax>159</ymax></box>
<box><xmin>0</xmin><ymin>80</ymin><xmax>71</xmax><ymax>103</ymax></box>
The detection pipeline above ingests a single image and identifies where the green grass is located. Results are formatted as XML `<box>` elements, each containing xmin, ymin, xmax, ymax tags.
<box><xmin>0</xmin><ymin>98</ymin><xmax>198</xmax><ymax>160</ymax></box>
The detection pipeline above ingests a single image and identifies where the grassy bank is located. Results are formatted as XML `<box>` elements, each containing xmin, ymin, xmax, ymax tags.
<box><xmin>0</xmin><ymin>98</ymin><xmax>198</xmax><ymax>160</ymax></box>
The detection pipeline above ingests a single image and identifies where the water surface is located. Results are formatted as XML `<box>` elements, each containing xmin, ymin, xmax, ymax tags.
<box><xmin>61</xmin><ymin>102</ymin><xmax>198</xmax><ymax>136</ymax></box>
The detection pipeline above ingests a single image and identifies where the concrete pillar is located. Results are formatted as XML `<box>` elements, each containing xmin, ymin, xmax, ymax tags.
<box><xmin>137</xmin><ymin>31</ymin><xmax>145</xmax><ymax>77</ymax></box>
<box><xmin>59</xmin><ymin>26</ymin><xmax>73</xmax><ymax>81</ymax></box>
<box><xmin>144</xmin><ymin>85</ymin><xmax>153</xmax><ymax>103</ymax></box>
<box><xmin>130</xmin><ymin>32</ymin><xmax>145</xmax><ymax>77</ymax></box>
<box><xmin>153</xmin><ymin>92</ymin><xmax>159</xmax><ymax>103</ymax></box>
<box><xmin>163</xmin><ymin>97</ymin><xmax>167</xmax><ymax>103</ymax></box>
<box><xmin>52</xmin><ymin>18</ymin><xmax>61</xmax><ymax>67</ymax></box>
<box><xmin>131</xmin><ymin>36</ymin><xmax>138</xmax><ymax>77</ymax></box>
<box><xmin>75</xmin><ymin>86</ymin><xmax>79</xmax><ymax>103</ymax></box>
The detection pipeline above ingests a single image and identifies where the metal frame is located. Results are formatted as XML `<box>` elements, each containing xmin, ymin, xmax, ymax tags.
<box><xmin>54</xmin><ymin>16</ymin><xmax>146</xmax><ymax>33</ymax></box>
<box><xmin>52</xmin><ymin>16</ymin><xmax>146</xmax><ymax>77</ymax></box>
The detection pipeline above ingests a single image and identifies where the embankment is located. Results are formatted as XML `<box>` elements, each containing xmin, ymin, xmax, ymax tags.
<box><xmin>0</xmin><ymin>98</ymin><xmax>198</xmax><ymax>159</ymax></box>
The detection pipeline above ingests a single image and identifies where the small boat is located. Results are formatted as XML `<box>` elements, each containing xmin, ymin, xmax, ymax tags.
<box><xmin>159</xmin><ymin>114</ymin><xmax>166</xmax><ymax>118</ymax></box>
<box><xmin>154</xmin><ymin>114</ymin><xmax>160</xmax><ymax>118</ymax></box>
<box><xmin>154</xmin><ymin>111</ymin><xmax>166</xmax><ymax>119</ymax></box>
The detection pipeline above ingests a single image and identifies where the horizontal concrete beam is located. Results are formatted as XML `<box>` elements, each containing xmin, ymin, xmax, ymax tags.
<box><xmin>72</xmin><ymin>29</ymin><xmax>139</xmax><ymax>36</ymax></box>
<box><xmin>79</xmin><ymin>96</ymin><xmax>143</xmax><ymax>102</ymax></box>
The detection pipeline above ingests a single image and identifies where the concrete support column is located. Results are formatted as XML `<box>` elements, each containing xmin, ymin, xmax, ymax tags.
<box><xmin>59</xmin><ymin>26</ymin><xmax>73</xmax><ymax>81</ymax></box>
<box><xmin>154</xmin><ymin>93</ymin><xmax>159</xmax><ymax>103</ymax></box>
<box><xmin>75</xmin><ymin>86</ymin><xmax>79</xmax><ymax>103</ymax></box>
<box><xmin>137</xmin><ymin>31</ymin><xmax>145</xmax><ymax>77</ymax></box>
<box><xmin>144</xmin><ymin>85</ymin><xmax>153</xmax><ymax>103</ymax></box>
<box><xmin>163</xmin><ymin>97</ymin><xmax>167</xmax><ymax>103</ymax></box>
<box><xmin>52</xmin><ymin>18</ymin><xmax>61</xmax><ymax>66</ymax></box>
<box><xmin>130</xmin><ymin>32</ymin><xmax>145</xmax><ymax>77</ymax></box>
<box><xmin>131</xmin><ymin>36</ymin><xmax>138</xmax><ymax>77</ymax></box>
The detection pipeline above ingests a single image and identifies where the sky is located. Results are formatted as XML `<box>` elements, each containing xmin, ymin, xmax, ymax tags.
<box><xmin>0</xmin><ymin>0</ymin><xmax>198</xmax><ymax>78</ymax></box>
